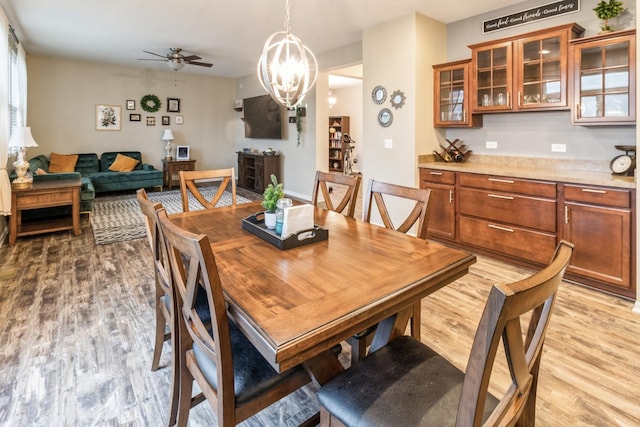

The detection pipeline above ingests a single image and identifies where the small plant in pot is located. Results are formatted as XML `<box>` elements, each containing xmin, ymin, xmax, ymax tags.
<box><xmin>593</xmin><ymin>0</ymin><xmax>624</xmax><ymax>32</ymax></box>
<box><xmin>262</xmin><ymin>174</ymin><xmax>284</xmax><ymax>229</ymax></box>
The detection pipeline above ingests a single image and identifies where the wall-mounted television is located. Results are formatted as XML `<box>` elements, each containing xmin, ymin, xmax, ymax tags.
<box><xmin>243</xmin><ymin>94</ymin><xmax>284</xmax><ymax>139</ymax></box>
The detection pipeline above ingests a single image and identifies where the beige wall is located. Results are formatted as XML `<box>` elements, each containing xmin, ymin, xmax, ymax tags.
<box><xmin>27</xmin><ymin>55</ymin><xmax>237</xmax><ymax>171</ymax></box>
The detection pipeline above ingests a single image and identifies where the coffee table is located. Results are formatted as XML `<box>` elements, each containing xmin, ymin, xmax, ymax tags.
<box><xmin>9</xmin><ymin>178</ymin><xmax>82</xmax><ymax>246</ymax></box>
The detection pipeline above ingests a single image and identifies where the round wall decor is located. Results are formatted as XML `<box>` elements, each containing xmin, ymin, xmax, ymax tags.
<box><xmin>378</xmin><ymin>108</ymin><xmax>393</xmax><ymax>127</ymax></box>
<box><xmin>390</xmin><ymin>90</ymin><xmax>406</xmax><ymax>109</ymax></box>
<box><xmin>140</xmin><ymin>94</ymin><xmax>161</xmax><ymax>113</ymax></box>
<box><xmin>372</xmin><ymin>86</ymin><xmax>387</xmax><ymax>104</ymax></box>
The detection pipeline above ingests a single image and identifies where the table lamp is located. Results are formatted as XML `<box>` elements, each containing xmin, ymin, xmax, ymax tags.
<box><xmin>162</xmin><ymin>129</ymin><xmax>174</xmax><ymax>160</ymax></box>
<box><xmin>9</xmin><ymin>126</ymin><xmax>38</xmax><ymax>189</ymax></box>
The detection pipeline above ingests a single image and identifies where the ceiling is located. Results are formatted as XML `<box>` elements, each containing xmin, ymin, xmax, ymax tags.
<box><xmin>0</xmin><ymin>0</ymin><xmax>525</xmax><ymax>79</ymax></box>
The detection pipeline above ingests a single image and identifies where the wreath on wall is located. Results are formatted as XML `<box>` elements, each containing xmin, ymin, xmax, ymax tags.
<box><xmin>140</xmin><ymin>94</ymin><xmax>161</xmax><ymax>113</ymax></box>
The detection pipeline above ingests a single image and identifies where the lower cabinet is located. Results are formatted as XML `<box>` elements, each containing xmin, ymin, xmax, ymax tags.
<box><xmin>419</xmin><ymin>169</ymin><xmax>456</xmax><ymax>240</ymax></box>
<box><xmin>419</xmin><ymin>167</ymin><xmax>636</xmax><ymax>299</ymax></box>
<box><xmin>562</xmin><ymin>184</ymin><xmax>634</xmax><ymax>298</ymax></box>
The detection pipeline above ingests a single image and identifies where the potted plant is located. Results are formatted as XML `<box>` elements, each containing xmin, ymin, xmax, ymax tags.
<box><xmin>262</xmin><ymin>174</ymin><xmax>284</xmax><ymax>229</ymax></box>
<box><xmin>593</xmin><ymin>0</ymin><xmax>624</xmax><ymax>32</ymax></box>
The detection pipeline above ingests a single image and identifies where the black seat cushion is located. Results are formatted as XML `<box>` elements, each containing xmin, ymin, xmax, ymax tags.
<box><xmin>317</xmin><ymin>336</ymin><xmax>498</xmax><ymax>426</ymax></box>
<box><xmin>192</xmin><ymin>320</ymin><xmax>307</xmax><ymax>405</ymax></box>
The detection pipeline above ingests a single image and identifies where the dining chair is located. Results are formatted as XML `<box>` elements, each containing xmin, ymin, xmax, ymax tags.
<box><xmin>136</xmin><ymin>188</ymin><xmax>181</xmax><ymax>425</ymax></box>
<box><xmin>155</xmin><ymin>209</ymin><xmax>314</xmax><ymax>427</ymax></box>
<box><xmin>348</xmin><ymin>179</ymin><xmax>432</xmax><ymax>363</ymax></box>
<box><xmin>311</xmin><ymin>170</ymin><xmax>362</xmax><ymax>218</ymax></box>
<box><xmin>317</xmin><ymin>240</ymin><xmax>573</xmax><ymax>427</ymax></box>
<box><xmin>179</xmin><ymin>168</ymin><xmax>237</xmax><ymax>212</ymax></box>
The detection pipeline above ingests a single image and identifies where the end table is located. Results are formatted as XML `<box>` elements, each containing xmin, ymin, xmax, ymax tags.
<box><xmin>162</xmin><ymin>159</ymin><xmax>196</xmax><ymax>190</ymax></box>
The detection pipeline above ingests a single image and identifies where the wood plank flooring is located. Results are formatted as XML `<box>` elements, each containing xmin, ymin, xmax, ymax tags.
<box><xmin>0</xmin><ymin>186</ymin><xmax>639</xmax><ymax>426</ymax></box>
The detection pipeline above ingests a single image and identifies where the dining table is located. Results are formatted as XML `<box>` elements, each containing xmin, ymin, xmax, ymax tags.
<box><xmin>169</xmin><ymin>201</ymin><xmax>476</xmax><ymax>386</ymax></box>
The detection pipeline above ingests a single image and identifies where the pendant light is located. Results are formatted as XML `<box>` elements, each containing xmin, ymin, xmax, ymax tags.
<box><xmin>257</xmin><ymin>0</ymin><xmax>317</xmax><ymax>108</ymax></box>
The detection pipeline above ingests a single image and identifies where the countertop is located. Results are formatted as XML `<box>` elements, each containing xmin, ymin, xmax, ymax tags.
<box><xmin>418</xmin><ymin>155</ymin><xmax>636</xmax><ymax>190</ymax></box>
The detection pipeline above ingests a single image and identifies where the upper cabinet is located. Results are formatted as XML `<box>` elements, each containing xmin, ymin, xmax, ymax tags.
<box><xmin>469</xmin><ymin>23</ymin><xmax>584</xmax><ymax>113</ymax></box>
<box><xmin>433</xmin><ymin>59</ymin><xmax>482</xmax><ymax>128</ymax></box>
<box><xmin>569</xmin><ymin>29</ymin><xmax>636</xmax><ymax>125</ymax></box>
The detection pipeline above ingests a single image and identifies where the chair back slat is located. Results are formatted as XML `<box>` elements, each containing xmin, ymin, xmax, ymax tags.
<box><xmin>312</xmin><ymin>171</ymin><xmax>361</xmax><ymax>218</ymax></box>
<box><xmin>363</xmin><ymin>179</ymin><xmax>431</xmax><ymax>239</ymax></box>
<box><xmin>457</xmin><ymin>240</ymin><xmax>573</xmax><ymax>426</ymax></box>
<box><xmin>179</xmin><ymin>168</ymin><xmax>237</xmax><ymax>212</ymax></box>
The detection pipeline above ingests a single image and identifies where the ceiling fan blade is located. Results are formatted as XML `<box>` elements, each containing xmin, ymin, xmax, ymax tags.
<box><xmin>187</xmin><ymin>61</ymin><xmax>213</xmax><ymax>68</ymax></box>
<box><xmin>138</xmin><ymin>58</ymin><xmax>168</xmax><ymax>62</ymax></box>
<box><xmin>181</xmin><ymin>55</ymin><xmax>201</xmax><ymax>61</ymax></box>
<box><xmin>143</xmin><ymin>50</ymin><xmax>168</xmax><ymax>59</ymax></box>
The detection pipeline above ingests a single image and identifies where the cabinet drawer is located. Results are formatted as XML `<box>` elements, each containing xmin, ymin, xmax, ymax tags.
<box><xmin>459</xmin><ymin>188</ymin><xmax>556</xmax><ymax>232</ymax></box>
<box><xmin>563</xmin><ymin>185</ymin><xmax>631</xmax><ymax>208</ymax></box>
<box><xmin>459</xmin><ymin>216</ymin><xmax>557</xmax><ymax>265</ymax></box>
<box><xmin>173</xmin><ymin>163</ymin><xmax>194</xmax><ymax>172</ymax></box>
<box><xmin>17</xmin><ymin>191</ymin><xmax>73</xmax><ymax>208</ymax></box>
<box><xmin>420</xmin><ymin>168</ymin><xmax>455</xmax><ymax>185</ymax></box>
<box><xmin>459</xmin><ymin>174</ymin><xmax>556</xmax><ymax>198</ymax></box>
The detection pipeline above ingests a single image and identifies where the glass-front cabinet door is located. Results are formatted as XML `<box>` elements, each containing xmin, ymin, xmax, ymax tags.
<box><xmin>433</xmin><ymin>59</ymin><xmax>481</xmax><ymax>127</ymax></box>
<box><xmin>570</xmin><ymin>29</ymin><xmax>636</xmax><ymax>125</ymax></box>
<box><xmin>471</xmin><ymin>41</ymin><xmax>513</xmax><ymax>112</ymax></box>
<box><xmin>517</xmin><ymin>29</ymin><xmax>568</xmax><ymax>109</ymax></box>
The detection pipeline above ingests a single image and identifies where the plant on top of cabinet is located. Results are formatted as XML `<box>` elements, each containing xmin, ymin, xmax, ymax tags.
<box><xmin>593</xmin><ymin>0</ymin><xmax>625</xmax><ymax>33</ymax></box>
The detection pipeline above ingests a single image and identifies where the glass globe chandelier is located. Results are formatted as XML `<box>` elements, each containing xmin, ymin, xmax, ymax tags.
<box><xmin>257</xmin><ymin>0</ymin><xmax>317</xmax><ymax>108</ymax></box>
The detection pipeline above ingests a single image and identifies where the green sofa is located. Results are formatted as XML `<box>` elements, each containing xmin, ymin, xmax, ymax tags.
<box><xmin>22</xmin><ymin>151</ymin><xmax>163</xmax><ymax>215</ymax></box>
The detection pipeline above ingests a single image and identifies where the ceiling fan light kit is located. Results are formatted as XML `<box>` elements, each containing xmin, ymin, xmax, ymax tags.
<box><xmin>258</xmin><ymin>0</ymin><xmax>317</xmax><ymax>108</ymax></box>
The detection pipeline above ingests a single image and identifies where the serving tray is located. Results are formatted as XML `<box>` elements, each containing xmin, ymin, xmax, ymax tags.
<box><xmin>242</xmin><ymin>212</ymin><xmax>328</xmax><ymax>250</ymax></box>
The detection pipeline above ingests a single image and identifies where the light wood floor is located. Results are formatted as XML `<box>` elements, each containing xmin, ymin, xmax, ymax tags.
<box><xmin>1</xmin><ymin>187</ymin><xmax>639</xmax><ymax>426</ymax></box>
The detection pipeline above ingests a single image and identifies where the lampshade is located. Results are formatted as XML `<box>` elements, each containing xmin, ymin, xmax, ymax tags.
<box><xmin>257</xmin><ymin>0</ymin><xmax>317</xmax><ymax>108</ymax></box>
<box><xmin>8</xmin><ymin>127</ymin><xmax>39</xmax><ymax>148</ymax></box>
<box><xmin>161</xmin><ymin>129</ymin><xmax>174</xmax><ymax>141</ymax></box>
<box><xmin>167</xmin><ymin>60</ymin><xmax>185</xmax><ymax>71</ymax></box>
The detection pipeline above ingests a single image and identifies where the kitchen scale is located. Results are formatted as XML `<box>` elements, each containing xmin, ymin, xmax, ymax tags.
<box><xmin>610</xmin><ymin>145</ymin><xmax>636</xmax><ymax>176</ymax></box>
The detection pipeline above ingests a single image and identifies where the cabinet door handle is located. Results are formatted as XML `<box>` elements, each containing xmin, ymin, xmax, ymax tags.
<box><xmin>449</xmin><ymin>189</ymin><xmax>454</xmax><ymax>204</ymax></box>
<box><xmin>488</xmin><ymin>224</ymin><xmax>514</xmax><ymax>233</ymax></box>
<box><xmin>581</xmin><ymin>188</ymin><xmax>606</xmax><ymax>194</ymax></box>
<box><xmin>576</xmin><ymin>103</ymin><xmax>581</xmax><ymax>120</ymax></box>
<box><xmin>517</xmin><ymin>91</ymin><xmax>521</xmax><ymax>107</ymax></box>
<box><xmin>507</xmin><ymin>92</ymin><xmax>511</xmax><ymax>108</ymax></box>
<box><xmin>429</xmin><ymin>171</ymin><xmax>443</xmax><ymax>176</ymax></box>
<box><xmin>488</xmin><ymin>194</ymin><xmax>514</xmax><ymax>200</ymax></box>
<box><xmin>488</xmin><ymin>177</ymin><xmax>514</xmax><ymax>184</ymax></box>
<box><xmin>564</xmin><ymin>206</ymin><xmax>569</xmax><ymax>224</ymax></box>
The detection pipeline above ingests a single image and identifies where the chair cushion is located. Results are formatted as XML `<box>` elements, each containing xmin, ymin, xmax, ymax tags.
<box><xmin>317</xmin><ymin>336</ymin><xmax>498</xmax><ymax>426</ymax></box>
<box><xmin>192</xmin><ymin>320</ymin><xmax>306</xmax><ymax>406</ymax></box>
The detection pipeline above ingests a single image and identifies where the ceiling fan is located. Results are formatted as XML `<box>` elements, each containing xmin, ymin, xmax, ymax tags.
<box><xmin>139</xmin><ymin>48</ymin><xmax>213</xmax><ymax>71</ymax></box>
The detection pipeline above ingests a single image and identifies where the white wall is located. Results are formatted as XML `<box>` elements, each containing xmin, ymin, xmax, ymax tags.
<box><xmin>444</xmin><ymin>0</ymin><xmax>636</xmax><ymax>161</ymax></box>
<box><xmin>27</xmin><ymin>55</ymin><xmax>237</xmax><ymax>172</ymax></box>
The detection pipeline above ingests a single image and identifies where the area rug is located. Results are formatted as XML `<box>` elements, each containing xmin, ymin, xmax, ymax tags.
<box><xmin>91</xmin><ymin>188</ymin><xmax>252</xmax><ymax>245</ymax></box>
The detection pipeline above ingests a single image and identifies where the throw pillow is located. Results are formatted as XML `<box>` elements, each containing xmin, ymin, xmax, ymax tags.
<box><xmin>108</xmin><ymin>153</ymin><xmax>139</xmax><ymax>172</ymax></box>
<box><xmin>49</xmin><ymin>153</ymin><xmax>79</xmax><ymax>172</ymax></box>
<box><xmin>35</xmin><ymin>168</ymin><xmax>47</xmax><ymax>175</ymax></box>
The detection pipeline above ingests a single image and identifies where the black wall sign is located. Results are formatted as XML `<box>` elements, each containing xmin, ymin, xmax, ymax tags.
<box><xmin>483</xmin><ymin>0</ymin><xmax>580</xmax><ymax>33</ymax></box>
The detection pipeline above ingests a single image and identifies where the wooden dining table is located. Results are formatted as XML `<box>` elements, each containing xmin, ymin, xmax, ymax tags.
<box><xmin>169</xmin><ymin>202</ymin><xmax>476</xmax><ymax>385</ymax></box>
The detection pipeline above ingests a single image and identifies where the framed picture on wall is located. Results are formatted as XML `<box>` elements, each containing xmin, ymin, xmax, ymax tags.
<box><xmin>162</xmin><ymin>116</ymin><xmax>170</xmax><ymax>125</ymax></box>
<box><xmin>167</xmin><ymin>98</ymin><xmax>181</xmax><ymax>112</ymax></box>
<box><xmin>126</xmin><ymin>100</ymin><xmax>135</xmax><ymax>110</ymax></box>
<box><xmin>175</xmin><ymin>115</ymin><xmax>183</xmax><ymax>124</ymax></box>
<box><xmin>176</xmin><ymin>145</ymin><xmax>190</xmax><ymax>161</ymax></box>
<box><xmin>96</xmin><ymin>104</ymin><xmax>121</xmax><ymax>131</ymax></box>
<box><xmin>129</xmin><ymin>113</ymin><xmax>141</xmax><ymax>121</ymax></box>
<box><xmin>146</xmin><ymin>116</ymin><xmax>156</xmax><ymax>126</ymax></box>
